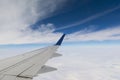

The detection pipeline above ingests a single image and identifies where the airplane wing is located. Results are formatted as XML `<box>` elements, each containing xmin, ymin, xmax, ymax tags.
<box><xmin>0</xmin><ymin>34</ymin><xmax>65</xmax><ymax>80</ymax></box>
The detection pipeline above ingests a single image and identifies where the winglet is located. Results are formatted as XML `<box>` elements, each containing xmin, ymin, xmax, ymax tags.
<box><xmin>55</xmin><ymin>34</ymin><xmax>66</xmax><ymax>46</ymax></box>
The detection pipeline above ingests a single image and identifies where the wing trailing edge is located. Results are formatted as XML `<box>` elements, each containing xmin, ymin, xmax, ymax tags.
<box><xmin>51</xmin><ymin>53</ymin><xmax>62</xmax><ymax>59</ymax></box>
<box><xmin>37</xmin><ymin>65</ymin><xmax>57</xmax><ymax>74</ymax></box>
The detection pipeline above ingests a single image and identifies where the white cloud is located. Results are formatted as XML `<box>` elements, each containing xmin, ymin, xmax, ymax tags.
<box><xmin>67</xmin><ymin>27</ymin><xmax>120</xmax><ymax>41</ymax></box>
<box><xmin>0</xmin><ymin>0</ymin><xmax>67</xmax><ymax>44</ymax></box>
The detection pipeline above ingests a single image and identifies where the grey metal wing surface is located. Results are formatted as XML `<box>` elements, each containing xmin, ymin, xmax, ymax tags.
<box><xmin>0</xmin><ymin>34</ymin><xmax>65</xmax><ymax>80</ymax></box>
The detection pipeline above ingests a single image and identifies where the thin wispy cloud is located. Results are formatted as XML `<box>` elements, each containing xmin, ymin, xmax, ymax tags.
<box><xmin>56</xmin><ymin>5</ymin><xmax>120</xmax><ymax>31</ymax></box>
<box><xmin>67</xmin><ymin>26</ymin><xmax>120</xmax><ymax>41</ymax></box>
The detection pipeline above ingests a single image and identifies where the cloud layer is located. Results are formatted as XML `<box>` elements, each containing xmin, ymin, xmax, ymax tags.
<box><xmin>1</xmin><ymin>45</ymin><xmax>120</xmax><ymax>80</ymax></box>
<box><xmin>31</xmin><ymin>45</ymin><xmax>120</xmax><ymax>80</ymax></box>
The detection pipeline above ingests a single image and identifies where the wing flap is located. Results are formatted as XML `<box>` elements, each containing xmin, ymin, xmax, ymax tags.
<box><xmin>51</xmin><ymin>53</ymin><xmax>62</xmax><ymax>58</ymax></box>
<box><xmin>1</xmin><ymin>75</ymin><xmax>32</xmax><ymax>80</ymax></box>
<box><xmin>1</xmin><ymin>75</ymin><xmax>15</xmax><ymax>80</ymax></box>
<box><xmin>37</xmin><ymin>65</ymin><xmax>57</xmax><ymax>74</ymax></box>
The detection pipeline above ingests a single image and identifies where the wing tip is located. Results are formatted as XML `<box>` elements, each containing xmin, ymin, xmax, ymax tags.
<box><xmin>55</xmin><ymin>34</ymin><xmax>66</xmax><ymax>46</ymax></box>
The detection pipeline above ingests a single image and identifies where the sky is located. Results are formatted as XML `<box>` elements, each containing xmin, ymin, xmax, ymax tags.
<box><xmin>0</xmin><ymin>0</ymin><xmax>120</xmax><ymax>44</ymax></box>
<box><xmin>0</xmin><ymin>0</ymin><xmax>120</xmax><ymax>80</ymax></box>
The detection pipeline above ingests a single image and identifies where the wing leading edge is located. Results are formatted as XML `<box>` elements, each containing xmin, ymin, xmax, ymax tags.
<box><xmin>0</xmin><ymin>34</ymin><xmax>65</xmax><ymax>80</ymax></box>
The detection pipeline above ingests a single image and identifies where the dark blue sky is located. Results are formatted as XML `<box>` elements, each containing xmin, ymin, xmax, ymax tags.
<box><xmin>32</xmin><ymin>0</ymin><xmax>120</xmax><ymax>34</ymax></box>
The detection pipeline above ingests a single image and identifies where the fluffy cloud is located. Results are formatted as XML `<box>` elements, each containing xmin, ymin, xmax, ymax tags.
<box><xmin>67</xmin><ymin>26</ymin><xmax>120</xmax><ymax>41</ymax></box>
<box><xmin>0</xmin><ymin>0</ymin><xmax>67</xmax><ymax>44</ymax></box>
